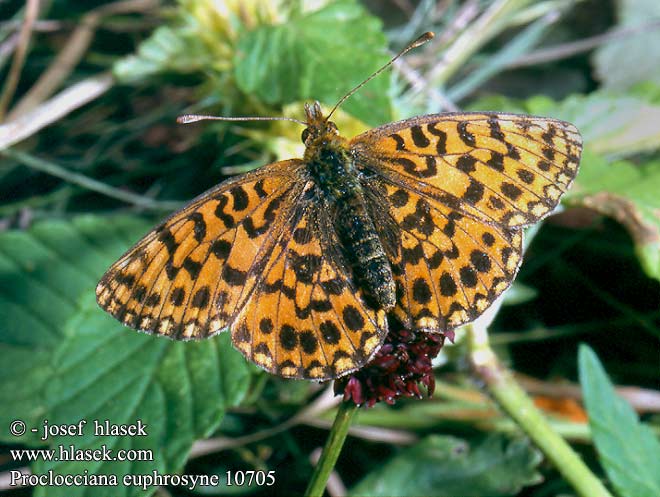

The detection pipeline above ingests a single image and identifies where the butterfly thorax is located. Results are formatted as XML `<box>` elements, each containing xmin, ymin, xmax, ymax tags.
<box><xmin>301</xmin><ymin>101</ymin><xmax>396</xmax><ymax>311</ymax></box>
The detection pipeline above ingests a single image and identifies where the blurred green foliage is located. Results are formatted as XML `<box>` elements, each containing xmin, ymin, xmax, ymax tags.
<box><xmin>350</xmin><ymin>435</ymin><xmax>542</xmax><ymax>497</ymax></box>
<box><xmin>0</xmin><ymin>216</ymin><xmax>250</xmax><ymax>497</ymax></box>
<box><xmin>579</xmin><ymin>345</ymin><xmax>660</xmax><ymax>497</ymax></box>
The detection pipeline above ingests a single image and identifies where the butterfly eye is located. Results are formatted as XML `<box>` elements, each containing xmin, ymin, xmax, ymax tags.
<box><xmin>301</xmin><ymin>128</ymin><xmax>310</xmax><ymax>143</ymax></box>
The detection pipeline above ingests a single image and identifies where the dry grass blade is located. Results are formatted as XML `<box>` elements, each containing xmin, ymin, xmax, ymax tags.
<box><xmin>0</xmin><ymin>0</ymin><xmax>40</xmax><ymax>119</ymax></box>
<box><xmin>0</xmin><ymin>73</ymin><xmax>113</xmax><ymax>149</ymax></box>
<box><xmin>506</xmin><ymin>19</ymin><xmax>660</xmax><ymax>69</ymax></box>
<box><xmin>517</xmin><ymin>374</ymin><xmax>660</xmax><ymax>413</ymax></box>
<box><xmin>8</xmin><ymin>0</ymin><xmax>160</xmax><ymax>119</ymax></box>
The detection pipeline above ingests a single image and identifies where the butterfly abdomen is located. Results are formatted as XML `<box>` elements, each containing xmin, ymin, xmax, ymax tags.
<box><xmin>334</xmin><ymin>192</ymin><xmax>396</xmax><ymax>310</ymax></box>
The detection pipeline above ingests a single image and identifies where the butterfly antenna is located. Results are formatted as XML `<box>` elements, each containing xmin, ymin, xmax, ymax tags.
<box><xmin>177</xmin><ymin>114</ymin><xmax>308</xmax><ymax>126</ymax></box>
<box><xmin>325</xmin><ymin>31</ymin><xmax>434</xmax><ymax>122</ymax></box>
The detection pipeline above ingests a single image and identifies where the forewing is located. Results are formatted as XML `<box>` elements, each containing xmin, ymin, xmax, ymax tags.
<box><xmin>363</xmin><ymin>176</ymin><xmax>522</xmax><ymax>331</ymax></box>
<box><xmin>353</xmin><ymin>112</ymin><xmax>581</xmax><ymax>331</ymax></box>
<box><xmin>96</xmin><ymin>159</ymin><xmax>305</xmax><ymax>340</ymax></box>
<box><xmin>351</xmin><ymin>112</ymin><xmax>582</xmax><ymax>227</ymax></box>
<box><xmin>232</xmin><ymin>197</ymin><xmax>387</xmax><ymax>380</ymax></box>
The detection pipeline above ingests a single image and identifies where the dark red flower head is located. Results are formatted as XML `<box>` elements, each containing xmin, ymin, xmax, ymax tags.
<box><xmin>334</xmin><ymin>318</ymin><xmax>451</xmax><ymax>407</ymax></box>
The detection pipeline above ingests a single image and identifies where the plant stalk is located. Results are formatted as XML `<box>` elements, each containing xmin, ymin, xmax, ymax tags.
<box><xmin>466</xmin><ymin>323</ymin><xmax>614</xmax><ymax>497</ymax></box>
<box><xmin>305</xmin><ymin>400</ymin><xmax>357</xmax><ymax>497</ymax></box>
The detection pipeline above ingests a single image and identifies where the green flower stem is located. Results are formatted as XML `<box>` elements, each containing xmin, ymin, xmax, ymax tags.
<box><xmin>466</xmin><ymin>322</ymin><xmax>614</xmax><ymax>497</ymax></box>
<box><xmin>305</xmin><ymin>400</ymin><xmax>358</xmax><ymax>497</ymax></box>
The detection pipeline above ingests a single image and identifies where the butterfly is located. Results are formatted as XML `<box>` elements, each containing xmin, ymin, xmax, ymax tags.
<box><xmin>96</xmin><ymin>33</ymin><xmax>582</xmax><ymax>380</ymax></box>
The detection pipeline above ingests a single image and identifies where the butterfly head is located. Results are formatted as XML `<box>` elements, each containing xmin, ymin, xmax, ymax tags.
<box><xmin>301</xmin><ymin>101</ymin><xmax>339</xmax><ymax>146</ymax></box>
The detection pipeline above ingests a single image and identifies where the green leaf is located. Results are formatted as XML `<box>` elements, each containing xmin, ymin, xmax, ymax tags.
<box><xmin>349</xmin><ymin>435</ymin><xmax>542</xmax><ymax>497</ymax></box>
<box><xmin>0</xmin><ymin>216</ymin><xmax>251</xmax><ymax>497</ymax></box>
<box><xmin>566</xmin><ymin>152</ymin><xmax>660</xmax><ymax>282</ymax></box>
<box><xmin>502</xmin><ymin>282</ymin><xmax>538</xmax><ymax>306</ymax></box>
<box><xmin>578</xmin><ymin>345</ymin><xmax>660</xmax><ymax>497</ymax></box>
<box><xmin>113</xmin><ymin>25</ymin><xmax>208</xmax><ymax>83</ymax></box>
<box><xmin>234</xmin><ymin>0</ymin><xmax>390</xmax><ymax>125</ymax></box>
<box><xmin>592</xmin><ymin>0</ymin><xmax>660</xmax><ymax>90</ymax></box>
<box><xmin>630</xmin><ymin>81</ymin><xmax>660</xmax><ymax>105</ymax></box>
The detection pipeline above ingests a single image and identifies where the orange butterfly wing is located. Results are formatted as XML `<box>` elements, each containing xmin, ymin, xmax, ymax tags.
<box><xmin>351</xmin><ymin>112</ymin><xmax>582</xmax><ymax>330</ymax></box>
<box><xmin>97</xmin><ymin>159</ymin><xmax>386</xmax><ymax>380</ymax></box>
<box><xmin>96</xmin><ymin>160</ymin><xmax>305</xmax><ymax>340</ymax></box>
<box><xmin>232</xmin><ymin>203</ymin><xmax>387</xmax><ymax>379</ymax></box>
